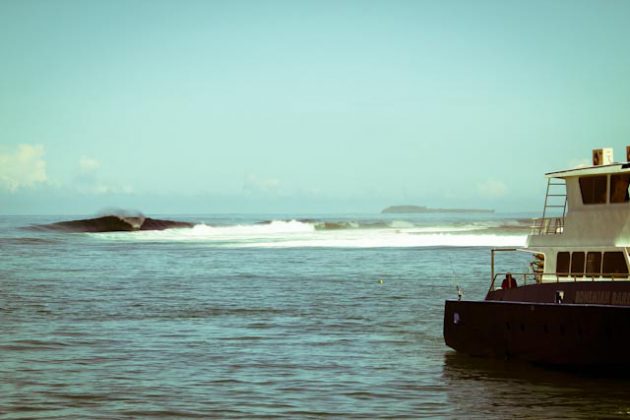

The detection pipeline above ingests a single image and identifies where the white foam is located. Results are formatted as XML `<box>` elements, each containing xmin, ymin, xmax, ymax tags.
<box><xmin>404</xmin><ymin>225</ymin><xmax>486</xmax><ymax>234</ymax></box>
<box><xmin>89</xmin><ymin>220</ymin><xmax>315</xmax><ymax>241</ymax></box>
<box><xmin>191</xmin><ymin>220</ymin><xmax>315</xmax><ymax>236</ymax></box>
<box><xmin>389</xmin><ymin>220</ymin><xmax>414</xmax><ymax>229</ymax></box>
<box><xmin>234</xmin><ymin>232</ymin><xmax>526</xmax><ymax>248</ymax></box>
<box><xmin>89</xmin><ymin>221</ymin><xmax>527</xmax><ymax>249</ymax></box>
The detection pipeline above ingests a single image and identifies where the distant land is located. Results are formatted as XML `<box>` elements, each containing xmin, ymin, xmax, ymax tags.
<box><xmin>381</xmin><ymin>205</ymin><xmax>495</xmax><ymax>214</ymax></box>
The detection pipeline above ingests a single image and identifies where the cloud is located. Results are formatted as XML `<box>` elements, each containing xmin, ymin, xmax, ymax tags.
<box><xmin>74</xmin><ymin>156</ymin><xmax>133</xmax><ymax>195</ymax></box>
<box><xmin>477</xmin><ymin>178</ymin><xmax>507</xmax><ymax>198</ymax></box>
<box><xmin>77</xmin><ymin>183</ymin><xmax>134</xmax><ymax>195</ymax></box>
<box><xmin>243</xmin><ymin>174</ymin><xmax>281</xmax><ymax>194</ymax></box>
<box><xmin>0</xmin><ymin>144</ymin><xmax>48</xmax><ymax>192</ymax></box>
<box><xmin>79</xmin><ymin>156</ymin><xmax>101</xmax><ymax>172</ymax></box>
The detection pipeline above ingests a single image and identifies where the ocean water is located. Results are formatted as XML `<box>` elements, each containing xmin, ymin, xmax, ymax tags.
<box><xmin>2</xmin><ymin>213</ymin><xmax>630</xmax><ymax>418</ymax></box>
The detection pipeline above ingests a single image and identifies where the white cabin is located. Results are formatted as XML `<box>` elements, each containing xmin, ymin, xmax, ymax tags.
<box><xmin>527</xmin><ymin>147</ymin><xmax>630</xmax><ymax>283</ymax></box>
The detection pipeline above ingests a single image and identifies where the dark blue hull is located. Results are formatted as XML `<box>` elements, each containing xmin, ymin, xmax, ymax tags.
<box><xmin>444</xmin><ymin>299</ymin><xmax>630</xmax><ymax>366</ymax></box>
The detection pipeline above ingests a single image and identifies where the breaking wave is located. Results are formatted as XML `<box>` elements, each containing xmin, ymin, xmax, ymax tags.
<box><xmin>25</xmin><ymin>214</ymin><xmax>193</xmax><ymax>232</ymax></box>
<box><xmin>88</xmin><ymin>218</ymin><xmax>530</xmax><ymax>248</ymax></box>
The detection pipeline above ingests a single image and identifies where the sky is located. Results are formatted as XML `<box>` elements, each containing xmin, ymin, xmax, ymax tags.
<box><xmin>1</xmin><ymin>0</ymin><xmax>629</xmax><ymax>215</ymax></box>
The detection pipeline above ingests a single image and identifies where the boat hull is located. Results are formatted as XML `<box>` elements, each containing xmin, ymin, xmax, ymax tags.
<box><xmin>444</xmin><ymin>299</ymin><xmax>630</xmax><ymax>367</ymax></box>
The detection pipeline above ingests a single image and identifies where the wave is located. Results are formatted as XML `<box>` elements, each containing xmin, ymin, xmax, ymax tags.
<box><xmin>237</xmin><ymin>234</ymin><xmax>527</xmax><ymax>248</ymax></box>
<box><xmin>258</xmin><ymin>218</ymin><xmax>533</xmax><ymax>233</ymax></box>
<box><xmin>191</xmin><ymin>220</ymin><xmax>316</xmax><ymax>236</ymax></box>
<box><xmin>88</xmin><ymin>218</ymin><xmax>530</xmax><ymax>248</ymax></box>
<box><xmin>25</xmin><ymin>215</ymin><xmax>194</xmax><ymax>233</ymax></box>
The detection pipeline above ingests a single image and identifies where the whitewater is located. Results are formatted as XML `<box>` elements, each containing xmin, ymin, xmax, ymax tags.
<box><xmin>88</xmin><ymin>217</ymin><xmax>530</xmax><ymax>248</ymax></box>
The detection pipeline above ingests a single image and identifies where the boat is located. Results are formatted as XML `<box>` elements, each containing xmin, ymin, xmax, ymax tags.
<box><xmin>444</xmin><ymin>146</ymin><xmax>630</xmax><ymax>367</ymax></box>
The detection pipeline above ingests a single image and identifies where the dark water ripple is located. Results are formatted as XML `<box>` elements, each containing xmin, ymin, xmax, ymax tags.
<box><xmin>2</xmin><ymin>217</ymin><xmax>630</xmax><ymax>418</ymax></box>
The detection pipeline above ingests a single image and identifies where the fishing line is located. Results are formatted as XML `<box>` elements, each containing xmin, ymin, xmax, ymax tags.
<box><xmin>447</xmin><ymin>249</ymin><xmax>463</xmax><ymax>301</ymax></box>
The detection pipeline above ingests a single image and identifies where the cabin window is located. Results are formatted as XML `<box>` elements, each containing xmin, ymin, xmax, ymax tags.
<box><xmin>570</xmin><ymin>252</ymin><xmax>585</xmax><ymax>277</ymax></box>
<box><xmin>586</xmin><ymin>252</ymin><xmax>602</xmax><ymax>277</ymax></box>
<box><xmin>557</xmin><ymin>252</ymin><xmax>570</xmax><ymax>277</ymax></box>
<box><xmin>579</xmin><ymin>175</ymin><xmax>607</xmax><ymax>204</ymax></box>
<box><xmin>610</xmin><ymin>174</ymin><xmax>630</xmax><ymax>203</ymax></box>
<box><xmin>603</xmin><ymin>252</ymin><xmax>629</xmax><ymax>278</ymax></box>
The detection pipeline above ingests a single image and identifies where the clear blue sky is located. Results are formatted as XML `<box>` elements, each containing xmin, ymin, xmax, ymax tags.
<box><xmin>1</xmin><ymin>0</ymin><xmax>629</xmax><ymax>215</ymax></box>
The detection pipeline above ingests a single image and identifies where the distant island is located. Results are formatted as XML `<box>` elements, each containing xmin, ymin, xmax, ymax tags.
<box><xmin>381</xmin><ymin>205</ymin><xmax>494</xmax><ymax>214</ymax></box>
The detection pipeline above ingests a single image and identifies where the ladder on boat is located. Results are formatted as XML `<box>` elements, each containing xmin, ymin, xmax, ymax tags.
<box><xmin>536</xmin><ymin>178</ymin><xmax>567</xmax><ymax>235</ymax></box>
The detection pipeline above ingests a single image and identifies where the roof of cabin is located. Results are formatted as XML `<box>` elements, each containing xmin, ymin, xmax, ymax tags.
<box><xmin>546</xmin><ymin>163</ymin><xmax>630</xmax><ymax>179</ymax></box>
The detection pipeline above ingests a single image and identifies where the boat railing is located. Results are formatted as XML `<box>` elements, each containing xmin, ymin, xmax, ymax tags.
<box><xmin>489</xmin><ymin>272</ymin><xmax>538</xmax><ymax>291</ymax></box>
<box><xmin>531</xmin><ymin>217</ymin><xmax>565</xmax><ymax>235</ymax></box>
<box><xmin>489</xmin><ymin>272</ymin><xmax>630</xmax><ymax>292</ymax></box>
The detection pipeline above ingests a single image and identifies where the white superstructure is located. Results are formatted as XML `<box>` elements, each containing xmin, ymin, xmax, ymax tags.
<box><xmin>526</xmin><ymin>147</ymin><xmax>630</xmax><ymax>282</ymax></box>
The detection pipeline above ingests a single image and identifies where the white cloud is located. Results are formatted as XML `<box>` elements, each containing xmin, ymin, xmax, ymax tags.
<box><xmin>74</xmin><ymin>156</ymin><xmax>133</xmax><ymax>195</ymax></box>
<box><xmin>77</xmin><ymin>183</ymin><xmax>134</xmax><ymax>195</ymax></box>
<box><xmin>243</xmin><ymin>174</ymin><xmax>281</xmax><ymax>194</ymax></box>
<box><xmin>0</xmin><ymin>144</ymin><xmax>47</xmax><ymax>192</ymax></box>
<box><xmin>79</xmin><ymin>156</ymin><xmax>101</xmax><ymax>172</ymax></box>
<box><xmin>477</xmin><ymin>178</ymin><xmax>507</xmax><ymax>198</ymax></box>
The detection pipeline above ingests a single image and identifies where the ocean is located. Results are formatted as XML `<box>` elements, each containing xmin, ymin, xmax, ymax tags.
<box><xmin>2</xmin><ymin>213</ymin><xmax>630</xmax><ymax>418</ymax></box>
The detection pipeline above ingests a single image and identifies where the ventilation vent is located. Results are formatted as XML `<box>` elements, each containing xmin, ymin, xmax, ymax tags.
<box><xmin>592</xmin><ymin>148</ymin><xmax>613</xmax><ymax>166</ymax></box>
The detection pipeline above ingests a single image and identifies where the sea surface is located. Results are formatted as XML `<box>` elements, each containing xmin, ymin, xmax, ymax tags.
<box><xmin>2</xmin><ymin>213</ymin><xmax>630</xmax><ymax>418</ymax></box>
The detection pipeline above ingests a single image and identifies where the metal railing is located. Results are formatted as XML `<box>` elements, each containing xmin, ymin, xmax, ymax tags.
<box><xmin>532</xmin><ymin>217</ymin><xmax>565</xmax><ymax>235</ymax></box>
<box><xmin>489</xmin><ymin>271</ymin><xmax>630</xmax><ymax>292</ymax></box>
